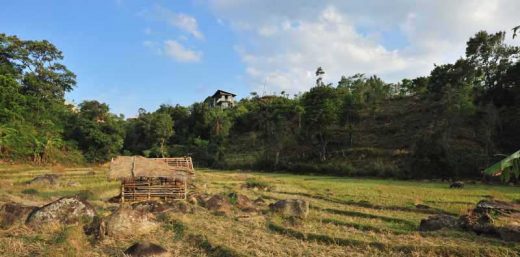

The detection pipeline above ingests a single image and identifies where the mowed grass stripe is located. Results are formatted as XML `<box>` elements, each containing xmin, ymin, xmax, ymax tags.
<box><xmin>318</xmin><ymin>217</ymin><xmax>408</xmax><ymax>235</ymax></box>
<box><xmin>275</xmin><ymin>190</ymin><xmax>455</xmax><ymax>215</ymax></box>
<box><xmin>311</xmin><ymin>206</ymin><xmax>417</xmax><ymax>229</ymax></box>
<box><xmin>267</xmin><ymin>223</ymin><xmax>518</xmax><ymax>257</ymax></box>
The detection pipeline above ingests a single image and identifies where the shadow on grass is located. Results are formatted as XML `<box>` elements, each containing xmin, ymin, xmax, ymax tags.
<box><xmin>320</xmin><ymin>218</ymin><xmax>408</xmax><ymax>235</ymax></box>
<box><xmin>267</xmin><ymin>222</ymin><xmax>516</xmax><ymax>257</ymax></box>
<box><xmin>275</xmin><ymin>191</ymin><xmax>455</xmax><ymax>216</ymax></box>
<box><xmin>312</xmin><ymin>206</ymin><xmax>417</xmax><ymax>229</ymax></box>
<box><xmin>161</xmin><ymin>217</ymin><xmax>243</xmax><ymax>257</ymax></box>
<box><xmin>187</xmin><ymin>234</ymin><xmax>243</xmax><ymax>257</ymax></box>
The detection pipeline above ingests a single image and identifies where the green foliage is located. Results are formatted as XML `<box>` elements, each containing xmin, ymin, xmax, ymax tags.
<box><xmin>1</xmin><ymin>29</ymin><xmax>519</xmax><ymax>183</ymax></box>
<box><xmin>483</xmin><ymin>150</ymin><xmax>520</xmax><ymax>182</ymax></box>
<box><xmin>244</xmin><ymin>178</ymin><xmax>271</xmax><ymax>189</ymax></box>
<box><xmin>66</xmin><ymin>100</ymin><xmax>125</xmax><ymax>163</ymax></box>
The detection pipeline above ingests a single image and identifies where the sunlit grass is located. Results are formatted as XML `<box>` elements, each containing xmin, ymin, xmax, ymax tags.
<box><xmin>0</xmin><ymin>166</ymin><xmax>518</xmax><ymax>256</ymax></box>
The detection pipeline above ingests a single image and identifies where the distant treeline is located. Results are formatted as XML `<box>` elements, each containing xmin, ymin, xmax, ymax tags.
<box><xmin>1</xmin><ymin>31</ymin><xmax>519</xmax><ymax>180</ymax></box>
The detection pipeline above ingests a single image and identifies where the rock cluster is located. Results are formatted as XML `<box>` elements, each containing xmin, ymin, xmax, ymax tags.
<box><xmin>418</xmin><ymin>200</ymin><xmax>520</xmax><ymax>242</ymax></box>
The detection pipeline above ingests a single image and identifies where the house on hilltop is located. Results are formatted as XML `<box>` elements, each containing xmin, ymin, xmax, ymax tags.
<box><xmin>210</xmin><ymin>90</ymin><xmax>236</xmax><ymax>108</ymax></box>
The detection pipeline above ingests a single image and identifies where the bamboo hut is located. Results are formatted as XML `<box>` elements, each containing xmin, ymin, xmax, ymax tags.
<box><xmin>109</xmin><ymin>156</ymin><xmax>195</xmax><ymax>202</ymax></box>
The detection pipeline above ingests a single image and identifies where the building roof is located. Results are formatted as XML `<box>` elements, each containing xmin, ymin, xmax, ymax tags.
<box><xmin>212</xmin><ymin>90</ymin><xmax>236</xmax><ymax>98</ymax></box>
<box><xmin>109</xmin><ymin>156</ymin><xmax>193</xmax><ymax>180</ymax></box>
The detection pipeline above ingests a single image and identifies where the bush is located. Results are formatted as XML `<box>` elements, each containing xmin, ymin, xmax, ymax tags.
<box><xmin>245</xmin><ymin>178</ymin><xmax>271</xmax><ymax>190</ymax></box>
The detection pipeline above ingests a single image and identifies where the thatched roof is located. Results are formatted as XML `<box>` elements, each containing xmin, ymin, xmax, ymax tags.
<box><xmin>109</xmin><ymin>156</ymin><xmax>192</xmax><ymax>180</ymax></box>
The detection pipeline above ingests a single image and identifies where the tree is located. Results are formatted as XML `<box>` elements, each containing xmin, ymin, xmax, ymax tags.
<box><xmin>301</xmin><ymin>83</ymin><xmax>341</xmax><ymax>161</ymax></box>
<box><xmin>150</xmin><ymin>112</ymin><xmax>174</xmax><ymax>157</ymax></box>
<box><xmin>67</xmin><ymin>100</ymin><xmax>125</xmax><ymax>162</ymax></box>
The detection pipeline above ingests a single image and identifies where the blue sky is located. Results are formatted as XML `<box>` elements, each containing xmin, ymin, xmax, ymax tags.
<box><xmin>1</xmin><ymin>0</ymin><xmax>244</xmax><ymax>117</ymax></box>
<box><xmin>1</xmin><ymin>1</ymin><xmax>518</xmax><ymax>117</ymax></box>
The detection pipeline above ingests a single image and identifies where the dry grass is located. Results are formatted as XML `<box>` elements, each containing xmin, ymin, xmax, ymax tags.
<box><xmin>0</xmin><ymin>165</ymin><xmax>519</xmax><ymax>256</ymax></box>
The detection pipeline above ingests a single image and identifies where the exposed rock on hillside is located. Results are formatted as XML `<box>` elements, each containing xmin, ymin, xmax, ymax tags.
<box><xmin>269</xmin><ymin>199</ymin><xmax>309</xmax><ymax>219</ymax></box>
<box><xmin>105</xmin><ymin>207</ymin><xmax>159</xmax><ymax>237</ymax></box>
<box><xmin>26</xmin><ymin>196</ymin><xmax>96</xmax><ymax>227</ymax></box>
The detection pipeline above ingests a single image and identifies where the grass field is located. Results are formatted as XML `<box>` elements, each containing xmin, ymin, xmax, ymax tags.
<box><xmin>0</xmin><ymin>165</ymin><xmax>519</xmax><ymax>256</ymax></box>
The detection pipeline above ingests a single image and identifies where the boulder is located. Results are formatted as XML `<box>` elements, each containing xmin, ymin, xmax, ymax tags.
<box><xmin>27</xmin><ymin>174</ymin><xmax>59</xmax><ymax>185</ymax></box>
<box><xmin>269</xmin><ymin>199</ymin><xmax>309</xmax><ymax>219</ymax></box>
<box><xmin>475</xmin><ymin>200</ymin><xmax>520</xmax><ymax>215</ymax></box>
<box><xmin>229</xmin><ymin>193</ymin><xmax>256</xmax><ymax>212</ymax></box>
<box><xmin>26</xmin><ymin>196</ymin><xmax>96</xmax><ymax>227</ymax></box>
<box><xmin>498</xmin><ymin>226</ymin><xmax>520</xmax><ymax>242</ymax></box>
<box><xmin>418</xmin><ymin>214</ymin><xmax>459</xmax><ymax>231</ymax></box>
<box><xmin>124</xmin><ymin>242</ymin><xmax>170</xmax><ymax>257</ymax></box>
<box><xmin>205</xmin><ymin>195</ymin><xmax>232</xmax><ymax>216</ymax></box>
<box><xmin>0</xmin><ymin>203</ymin><xmax>37</xmax><ymax>228</ymax></box>
<box><xmin>449</xmin><ymin>181</ymin><xmax>464</xmax><ymax>188</ymax></box>
<box><xmin>105</xmin><ymin>207</ymin><xmax>159</xmax><ymax>237</ymax></box>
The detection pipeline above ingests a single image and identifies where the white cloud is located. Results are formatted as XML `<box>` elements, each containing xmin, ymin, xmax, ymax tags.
<box><xmin>153</xmin><ymin>5</ymin><xmax>204</xmax><ymax>40</ymax></box>
<box><xmin>209</xmin><ymin>0</ymin><xmax>520</xmax><ymax>94</ymax></box>
<box><xmin>163</xmin><ymin>40</ymin><xmax>202</xmax><ymax>62</ymax></box>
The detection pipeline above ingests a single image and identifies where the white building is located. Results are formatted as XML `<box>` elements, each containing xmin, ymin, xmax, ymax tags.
<box><xmin>210</xmin><ymin>90</ymin><xmax>236</xmax><ymax>108</ymax></box>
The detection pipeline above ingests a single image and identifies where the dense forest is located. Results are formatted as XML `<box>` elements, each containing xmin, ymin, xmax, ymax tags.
<box><xmin>1</xmin><ymin>30</ymin><xmax>519</xmax><ymax>180</ymax></box>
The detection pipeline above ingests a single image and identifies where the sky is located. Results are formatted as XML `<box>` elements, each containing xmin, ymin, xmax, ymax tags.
<box><xmin>1</xmin><ymin>0</ymin><xmax>519</xmax><ymax>117</ymax></box>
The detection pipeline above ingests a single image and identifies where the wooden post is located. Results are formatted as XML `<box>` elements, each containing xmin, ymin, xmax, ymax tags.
<box><xmin>121</xmin><ymin>183</ymin><xmax>125</xmax><ymax>203</ymax></box>
<box><xmin>148</xmin><ymin>178</ymin><xmax>151</xmax><ymax>200</ymax></box>
<box><xmin>184</xmin><ymin>176</ymin><xmax>187</xmax><ymax>200</ymax></box>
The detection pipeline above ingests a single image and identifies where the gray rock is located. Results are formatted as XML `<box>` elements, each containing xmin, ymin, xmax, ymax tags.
<box><xmin>269</xmin><ymin>199</ymin><xmax>309</xmax><ymax>219</ymax></box>
<box><xmin>419</xmin><ymin>214</ymin><xmax>459</xmax><ymax>231</ymax></box>
<box><xmin>0</xmin><ymin>203</ymin><xmax>37</xmax><ymax>228</ymax></box>
<box><xmin>476</xmin><ymin>200</ymin><xmax>520</xmax><ymax>214</ymax></box>
<box><xmin>26</xmin><ymin>196</ymin><xmax>96</xmax><ymax>227</ymax></box>
<box><xmin>27</xmin><ymin>174</ymin><xmax>60</xmax><ymax>185</ymax></box>
<box><xmin>498</xmin><ymin>226</ymin><xmax>520</xmax><ymax>242</ymax></box>
<box><xmin>105</xmin><ymin>207</ymin><xmax>159</xmax><ymax>237</ymax></box>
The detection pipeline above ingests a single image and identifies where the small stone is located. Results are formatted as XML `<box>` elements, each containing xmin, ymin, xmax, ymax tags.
<box><xmin>124</xmin><ymin>242</ymin><xmax>170</xmax><ymax>257</ymax></box>
<box><xmin>449</xmin><ymin>181</ymin><xmax>464</xmax><ymax>188</ymax></box>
